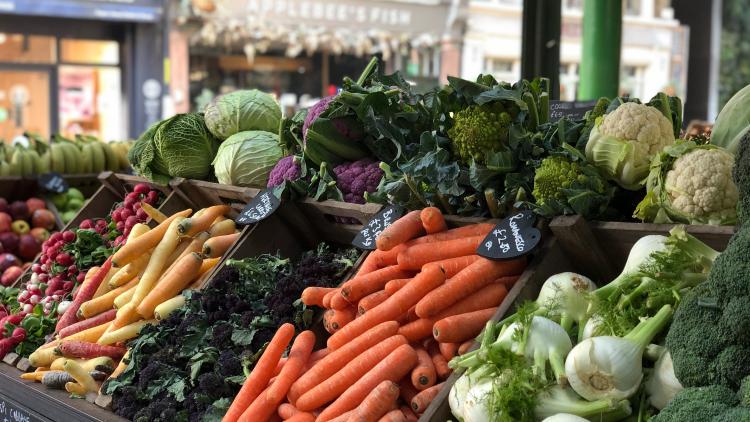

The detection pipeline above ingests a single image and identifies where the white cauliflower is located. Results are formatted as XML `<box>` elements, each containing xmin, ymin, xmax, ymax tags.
<box><xmin>586</xmin><ymin>102</ymin><xmax>676</xmax><ymax>190</ymax></box>
<box><xmin>634</xmin><ymin>142</ymin><xmax>738</xmax><ymax>225</ymax></box>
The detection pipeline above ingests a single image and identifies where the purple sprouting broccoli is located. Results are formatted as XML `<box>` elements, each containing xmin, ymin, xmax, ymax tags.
<box><xmin>267</xmin><ymin>156</ymin><xmax>302</xmax><ymax>188</ymax></box>
<box><xmin>333</xmin><ymin>159</ymin><xmax>384</xmax><ymax>204</ymax></box>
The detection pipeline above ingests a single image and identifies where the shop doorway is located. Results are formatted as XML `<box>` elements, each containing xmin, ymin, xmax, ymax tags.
<box><xmin>0</xmin><ymin>67</ymin><xmax>53</xmax><ymax>142</ymax></box>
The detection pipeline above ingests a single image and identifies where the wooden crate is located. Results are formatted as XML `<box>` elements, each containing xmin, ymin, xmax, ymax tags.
<box><xmin>0</xmin><ymin>174</ymin><xmax>101</xmax><ymax>199</ymax></box>
<box><xmin>422</xmin><ymin>217</ymin><xmax>735</xmax><ymax>421</ymax></box>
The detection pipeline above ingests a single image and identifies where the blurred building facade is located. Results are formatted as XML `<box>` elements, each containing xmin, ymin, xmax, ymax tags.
<box><xmin>462</xmin><ymin>0</ymin><xmax>688</xmax><ymax>101</ymax></box>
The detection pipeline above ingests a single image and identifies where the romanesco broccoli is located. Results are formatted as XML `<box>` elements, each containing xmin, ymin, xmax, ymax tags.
<box><xmin>531</xmin><ymin>154</ymin><xmax>614</xmax><ymax>219</ymax></box>
<box><xmin>447</xmin><ymin>103</ymin><xmax>512</xmax><ymax>165</ymax></box>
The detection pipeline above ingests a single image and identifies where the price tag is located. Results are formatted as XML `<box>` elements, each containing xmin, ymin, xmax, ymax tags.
<box><xmin>477</xmin><ymin>210</ymin><xmax>541</xmax><ymax>260</ymax></box>
<box><xmin>37</xmin><ymin>172</ymin><xmax>68</xmax><ymax>194</ymax></box>
<box><xmin>235</xmin><ymin>190</ymin><xmax>281</xmax><ymax>225</ymax></box>
<box><xmin>549</xmin><ymin>100</ymin><xmax>599</xmax><ymax>122</ymax></box>
<box><xmin>352</xmin><ymin>206</ymin><xmax>404</xmax><ymax>250</ymax></box>
<box><xmin>0</xmin><ymin>392</ymin><xmax>48</xmax><ymax>422</ymax></box>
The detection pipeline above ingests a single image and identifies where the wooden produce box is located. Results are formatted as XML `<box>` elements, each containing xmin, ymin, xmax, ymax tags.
<box><xmin>422</xmin><ymin>217</ymin><xmax>735</xmax><ymax>421</ymax></box>
<box><xmin>0</xmin><ymin>174</ymin><xmax>100</xmax><ymax>200</ymax></box>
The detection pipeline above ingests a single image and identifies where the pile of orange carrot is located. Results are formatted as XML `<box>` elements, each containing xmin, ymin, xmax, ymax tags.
<box><xmin>224</xmin><ymin>207</ymin><xmax>528</xmax><ymax>421</ymax></box>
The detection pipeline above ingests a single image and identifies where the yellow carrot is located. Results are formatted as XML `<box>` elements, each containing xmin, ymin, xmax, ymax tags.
<box><xmin>140</xmin><ymin>202</ymin><xmax>167</xmax><ymax>223</ymax></box>
<box><xmin>208</xmin><ymin>219</ymin><xmax>236</xmax><ymax>237</ymax></box>
<box><xmin>108</xmin><ymin>350</ymin><xmax>130</xmax><ymax>380</ymax></box>
<box><xmin>111</xmin><ymin>303</ymin><xmax>141</xmax><ymax>330</ymax></box>
<box><xmin>98</xmin><ymin>319</ymin><xmax>157</xmax><ymax>345</ymax></box>
<box><xmin>137</xmin><ymin>253</ymin><xmax>203</xmax><ymax>318</ymax></box>
<box><xmin>111</xmin><ymin>209</ymin><xmax>192</xmax><ymax>267</ymax></box>
<box><xmin>178</xmin><ymin>205</ymin><xmax>231</xmax><ymax>237</ymax></box>
<box><xmin>202</xmin><ymin>232</ymin><xmax>240</xmax><ymax>258</ymax></box>
<box><xmin>29</xmin><ymin>347</ymin><xmax>59</xmax><ymax>368</ymax></box>
<box><xmin>50</xmin><ymin>357</ymin><xmax>67</xmax><ymax>371</ymax></box>
<box><xmin>154</xmin><ymin>295</ymin><xmax>185</xmax><ymax>320</ymax></box>
<box><xmin>129</xmin><ymin>216</ymin><xmax>185</xmax><ymax>305</ymax></box>
<box><xmin>198</xmin><ymin>257</ymin><xmax>220</xmax><ymax>276</ymax></box>
<box><xmin>80</xmin><ymin>278</ymin><xmax>139</xmax><ymax>319</ymax></box>
<box><xmin>109</xmin><ymin>252</ymin><xmax>150</xmax><ymax>288</ymax></box>
<box><xmin>65</xmin><ymin>381</ymin><xmax>88</xmax><ymax>395</ymax></box>
<box><xmin>63</xmin><ymin>322</ymin><xmax>111</xmax><ymax>344</ymax></box>
<box><xmin>161</xmin><ymin>232</ymin><xmax>209</xmax><ymax>278</ymax></box>
<box><xmin>20</xmin><ymin>372</ymin><xmax>47</xmax><ymax>381</ymax></box>
<box><xmin>113</xmin><ymin>282</ymin><xmax>138</xmax><ymax>309</ymax></box>
<box><xmin>64</xmin><ymin>360</ymin><xmax>98</xmax><ymax>393</ymax></box>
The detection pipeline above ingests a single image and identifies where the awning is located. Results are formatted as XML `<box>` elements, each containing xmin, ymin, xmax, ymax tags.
<box><xmin>180</xmin><ymin>0</ymin><xmax>463</xmax><ymax>60</ymax></box>
<box><xmin>0</xmin><ymin>0</ymin><xmax>163</xmax><ymax>22</ymax></box>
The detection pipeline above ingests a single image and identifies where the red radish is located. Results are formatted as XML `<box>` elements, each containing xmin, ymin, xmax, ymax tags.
<box><xmin>62</xmin><ymin>231</ymin><xmax>76</xmax><ymax>242</ymax></box>
<box><xmin>79</xmin><ymin>219</ymin><xmax>93</xmax><ymax>229</ymax></box>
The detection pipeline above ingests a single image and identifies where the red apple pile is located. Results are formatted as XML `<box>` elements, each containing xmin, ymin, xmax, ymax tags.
<box><xmin>0</xmin><ymin>197</ymin><xmax>57</xmax><ymax>287</ymax></box>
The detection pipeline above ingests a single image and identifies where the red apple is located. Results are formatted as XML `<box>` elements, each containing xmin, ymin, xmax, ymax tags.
<box><xmin>31</xmin><ymin>209</ymin><xmax>56</xmax><ymax>230</ymax></box>
<box><xmin>0</xmin><ymin>232</ymin><xmax>19</xmax><ymax>255</ymax></box>
<box><xmin>11</xmin><ymin>220</ymin><xmax>30</xmax><ymax>235</ymax></box>
<box><xmin>26</xmin><ymin>198</ymin><xmax>46</xmax><ymax>214</ymax></box>
<box><xmin>29</xmin><ymin>228</ymin><xmax>50</xmax><ymax>244</ymax></box>
<box><xmin>18</xmin><ymin>234</ymin><xmax>40</xmax><ymax>261</ymax></box>
<box><xmin>0</xmin><ymin>213</ymin><xmax>11</xmax><ymax>233</ymax></box>
<box><xmin>0</xmin><ymin>253</ymin><xmax>20</xmax><ymax>273</ymax></box>
<box><xmin>0</xmin><ymin>198</ymin><xmax>8</xmax><ymax>214</ymax></box>
<box><xmin>9</xmin><ymin>201</ymin><xmax>29</xmax><ymax>221</ymax></box>
<box><xmin>1</xmin><ymin>266</ymin><xmax>23</xmax><ymax>286</ymax></box>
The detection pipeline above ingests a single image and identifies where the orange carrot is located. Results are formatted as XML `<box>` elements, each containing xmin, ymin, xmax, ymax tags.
<box><xmin>78</xmin><ymin>277</ymin><xmax>137</xmax><ymax>319</ymax></box>
<box><xmin>224</xmin><ymin>323</ymin><xmax>295</xmax><ymax>422</ymax></box>
<box><xmin>397</xmin><ymin>319</ymin><xmax>434</xmax><ymax>343</ymax></box>
<box><xmin>397</xmin><ymin>236</ymin><xmax>485</xmax><ymax>271</ymax></box>
<box><xmin>355</xmin><ymin>252</ymin><xmax>379</xmax><ymax>277</ymax></box>
<box><xmin>301</xmin><ymin>287</ymin><xmax>336</xmax><ymax>307</ymax></box>
<box><xmin>376</xmin><ymin>211</ymin><xmax>424</xmax><ymax>251</ymax></box>
<box><xmin>267</xmin><ymin>331</ymin><xmax>315</xmax><ymax>403</ymax></box>
<box><xmin>438</xmin><ymin>342</ymin><xmax>459</xmax><ymax>361</ymax></box>
<box><xmin>400</xmin><ymin>406</ymin><xmax>418</xmax><ymax>422</ymax></box>
<box><xmin>285</xmin><ymin>413</ymin><xmax>314</xmax><ymax>422</ymax></box>
<box><xmin>341</xmin><ymin>266</ymin><xmax>411</xmax><ymax>303</ymax></box>
<box><xmin>495</xmin><ymin>274</ymin><xmax>521</xmax><ymax>288</ymax></box>
<box><xmin>288</xmin><ymin>321</ymin><xmax>399</xmax><ymax>405</ymax></box>
<box><xmin>411</xmin><ymin>347</ymin><xmax>436</xmax><ymax>390</ymax></box>
<box><xmin>420</xmin><ymin>207</ymin><xmax>447</xmax><ymax>234</ymax></box>
<box><xmin>327</xmin><ymin>264</ymin><xmax>445</xmax><ymax>350</ymax></box>
<box><xmin>415</xmin><ymin>257</ymin><xmax>525</xmax><ymax>318</ymax></box>
<box><xmin>202</xmin><ymin>232</ymin><xmax>239</xmax><ymax>258</ymax></box>
<box><xmin>295</xmin><ymin>335</ymin><xmax>408</xmax><ymax>411</ymax></box>
<box><xmin>371</xmin><ymin>244</ymin><xmax>407</xmax><ymax>268</ymax></box>
<box><xmin>198</xmin><ymin>257</ymin><xmax>220</xmax><ymax>276</ymax></box>
<box><xmin>352</xmin><ymin>380</ymin><xmax>400</xmax><ymax>422</ymax></box>
<box><xmin>326</xmin><ymin>410</ymin><xmax>354</xmax><ymax>422</ymax></box>
<box><xmin>378</xmin><ymin>409</ymin><xmax>407</xmax><ymax>422</ymax></box>
<box><xmin>410</xmin><ymin>382</ymin><xmax>444</xmax><ymax>414</ymax></box>
<box><xmin>315</xmin><ymin>344</ymin><xmax>417</xmax><ymax>421</ymax></box>
<box><xmin>427</xmin><ymin>342</ymin><xmax>451</xmax><ymax>380</ymax></box>
<box><xmin>323</xmin><ymin>307</ymin><xmax>355</xmax><ymax>333</ymax></box>
<box><xmin>136</xmin><ymin>252</ymin><xmax>203</xmax><ymax>318</ymax></box>
<box><xmin>278</xmin><ymin>403</ymin><xmax>299</xmax><ymax>419</ymax></box>
<box><xmin>408</xmin><ymin>223</ymin><xmax>494</xmax><ymax>246</ymax></box>
<box><xmin>111</xmin><ymin>209</ymin><xmax>192</xmax><ymax>267</ymax></box>
<box><xmin>330</xmin><ymin>292</ymin><xmax>352</xmax><ymax>311</ymax></box>
<box><xmin>236</xmin><ymin>384</ymin><xmax>276</xmax><ymax>422</ymax></box>
<box><xmin>56</xmin><ymin>258</ymin><xmax>112</xmax><ymax>332</ymax></box>
<box><xmin>435</xmin><ymin>283</ymin><xmax>508</xmax><ymax>319</ymax></box>
<box><xmin>430</xmin><ymin>255</ymin><xmax>482</xmax><ymax>278</ymax></box>
<box><xmin>399</xmin><ymin>379</ymin><xmax>419</xmax><ymax>405</ymax></box>
<box><xmin>273</xmin><ymin>357</ymin><xmax>286</xmax><ymax>377</ymax></box>
<box><xmin>322</xmin><ymin>290</ymin><xmax>337</xmax><ymax>309</ymax></box>
<box><xmin>309</xmin><ymin>348</ymin><xmax>329</xmax><ymax>364</ymax></box>
<box><xmin>458</xmin><ymin>340</ymin><xmax>474</xmax><ymax>355</ymax></box>
<box><xmin>357</xmin><ymin>290</ymin><xmax>390</xmax><ymax>316</ymax></box>
<box><xmin>384</xmin><ymin>278</ymin><xmax>411</xmax><ymax>295</ymax></box>
<box><xmin>178</xmin><ymin>204</ymin><xmax>231</xmax><ymax>237</ymax></box>
<box><xmin>433</xmin><ymin>307</ymin><xmax>497</xmax><ymax>344</ymax></box>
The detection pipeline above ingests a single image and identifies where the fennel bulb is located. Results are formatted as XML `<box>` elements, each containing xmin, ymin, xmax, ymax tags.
<box><xmin>645</xmin><ymin>351</ymin><xmax>683</xmax><ymax>410</ymax></box>
<box><xmin>534</xmin><ymin>386</ymin><xmax>632</xmax><ymax>421</ymax></box>
<box><xmin>542</xmin><ymin>414</ymin><xmax>588</xmax><ymax>422</ymax></box>
<box><xmin>462</xmin><ymin>378</ymin><xmax>494</xmax><ymax>422</ymax></box>
<box><xmin>496</xmin><ymin>316</ymin><xmax>572</xmax><ymax>384</ymax></box>
<box><xmin>565</xmin><ymin>304</ymin><xmax>673</xmax><ymax>401</ymax></box>
<box><xmin>450</xmin><ymin>372</ymin><xmax>471</xmax><ymax>421</ymax></box>
<box><xmin>581</xmin><ymin>315</ymin><xmax>604</xmax><ymax>340</ymax></box>
<box><xmin>536</xmin><ymin>272</ymin><xmax>597</xmax><ymax>335</ymax></box>
<box><xmin>594</xmin><ymin>235</ymin><xmax>667</xmax><ymax>299</ymax></box>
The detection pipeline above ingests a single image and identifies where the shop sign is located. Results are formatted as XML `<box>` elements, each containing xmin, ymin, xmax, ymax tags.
<box><xmin>0</xmin><ymin>392</ymin><xmax>48</xmax><ymax>422</ymax></box>
<box><xmin>230</xmin><ymin>0</ymin><xmax>450</xmax><ymax>35</ymax></box>
<box><xmin>549</xmin><ymin>100</ymin><xmax>599</xmax><ymax>122</ymax></box>
<box><xmin>0</xmin><ymin>0</ymin><xmax>163</xmax><ymax>23</ymax></box>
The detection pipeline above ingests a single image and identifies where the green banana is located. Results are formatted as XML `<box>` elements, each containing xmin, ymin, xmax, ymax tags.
<box><xmin>89</xmin><ymin>142</ymin><xmax>106</xmax><ymax>173</ymax></box>
<box><xmin>0</xmin><ymin>162</ymin><xmax>9</xmax><ymax>176</ymax></box>
<box><xmin>101</xmin><ymin>142</ymin><xmax>120</xmax><ymax>171</ymax></box>
<box><xmin>50</xmin><ymin>144</ymin><xmax>66</xmax><ymax>173</ymax></box>
<box><xmin>10</xmin><ymin>148</ymin><xmax>26</xmax><ymax>176</ymax></box>
<box><xmin>37</xmin><ymin>151</ymin><xmax>50</xmax><ymax>174</ymax></box>
<box><xmin>79</xmin><ymin>144</ymin><xmax>93</xmax><ymax>173</ymax></box>
<box><xmin>26</xmin><ymin>150</ymin><xmax>41</xmax><ymax>175</ymax></box>
<box><xmin>60</xmin><ymin>142</ymin><xmax>78</xmax><ymax>174</ymax></box>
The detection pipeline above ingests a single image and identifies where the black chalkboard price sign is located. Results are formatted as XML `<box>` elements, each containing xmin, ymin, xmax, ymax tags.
<box><xmin>0</xmin><ymin>392</ymin><xmax>48</xmax><ymax>422</ymax></box>
<box><xmin>235</xmin><ymin>190</ymin><xmax>281</xmax><ymax>226</ymax></box>
<box><xmin>352</xmin><ymin>206</ymin><xmax>404</xmax><ymax>250</ymax></box>
<box><xmin>477</xmin><ymin>210</ymin><xmax>541</xmax><ymax>260</ymax></box>
<box><xmin>549</xmin><ymin>100</ymin><xmax>599</xmax><ymax>122</ymax></box>
<box><xmin>37</xmin><ymin>172</ymin><xmax>68</xmax><ymax>194</ymax></box>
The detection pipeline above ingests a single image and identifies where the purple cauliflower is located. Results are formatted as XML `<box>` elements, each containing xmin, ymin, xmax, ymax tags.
<box><xmin>267</xmin><ymin>156</ymin><xmax>301</xmax><ymax>188</ymax></box>
<box><xmin>302</xmin><ymin>96</ymin><xmax>365</xmax><ymax>144</ymax></box>
<box><xmin>333</xmin><ymin>159</ymin><xmax>383</xmax><ymax>204</ymax></box>
<box><xmin>302</xmin><ymin>96</ymin><xmax>335</xmax><ymax>142</ymax></box>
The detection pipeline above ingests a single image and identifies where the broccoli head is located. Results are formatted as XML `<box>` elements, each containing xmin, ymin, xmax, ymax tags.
<box><xmin>447</xmin><ymin>103</ymin><xmax>512</xmax><ymax>165</ymax></box>
<box><xmin>666</xmin><ymin>132</ymin><xmax>750</xmax><ymax>391</ymax></box>
<box><xmin>333</xmin><ymin>158</ymin><xmax>383</xmax><ymax>204</ymax></box>
<box><xmin>531</xmin><ymin>154</ymin><xmax>614</xmax><ymax>219</ymax></box>
<box><xmin>651</xmin><ymin>380</ymin><xmax>750</xmax><ymax>422</ymax></box>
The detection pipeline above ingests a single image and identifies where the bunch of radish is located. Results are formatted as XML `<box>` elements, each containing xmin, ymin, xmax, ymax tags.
<box><xmin>20</xmin><ymin>230</ymin><xmax>79</xmax><ymax>316</ymax></box>
<box><xmin>110</xmin><ymin>183</ymin><xmax>160</xmax><ymax>246</ymax></box>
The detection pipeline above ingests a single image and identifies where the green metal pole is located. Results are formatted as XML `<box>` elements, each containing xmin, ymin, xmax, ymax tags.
<box><xmin>578</xmin><ymin>0</ymin><xmax>622</xmax><ymax>100</ymax></box>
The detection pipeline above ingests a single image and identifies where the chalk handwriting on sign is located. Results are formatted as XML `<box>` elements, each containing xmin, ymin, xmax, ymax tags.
<box><xmin>0</xmin><ymin>393</ymin><xmax>47</xmax><ymax>422</ymax></box>
<box><xmin>549</xmin><ymin>100</ymin><xmax>599</xmax><ymax>122</ymax></box>
<box><xmin>236</xmin><ymin>190</ymin><xmax>281</xmax><ymax>225</ymax></box>
<box><xmin>477</xmin><ymin>210</ymin><xmax>541</xmax><ymax>260</ymax></box>
<box><xmin>37</xmin><ymin>172</ymin><xmax>68</xmax><ymax>194</ymax></box>
<box><xmin>352</xmin><ymin>206</ymin><xmax>404</xmax><ymax>250</ymax></box>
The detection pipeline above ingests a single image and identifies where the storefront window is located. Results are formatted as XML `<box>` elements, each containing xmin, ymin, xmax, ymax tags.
<box><xmin>58</xmin><ymin>65</ymin><xmax>123</xmax><ymax>140</ymax></box>
<box><xmin>0</xmin><ymin>70</ymin><xmax>50</xmax><ymax>141</ymax></box>
<box><xmin>0</xmin><ymin>33</ymin><xmax>56</xmax><ymax>64</ymax></box>
<box><xmin>60</xmin><ymin>39</ymin><xmax>119</xmax><ymax>65</ymax></box>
